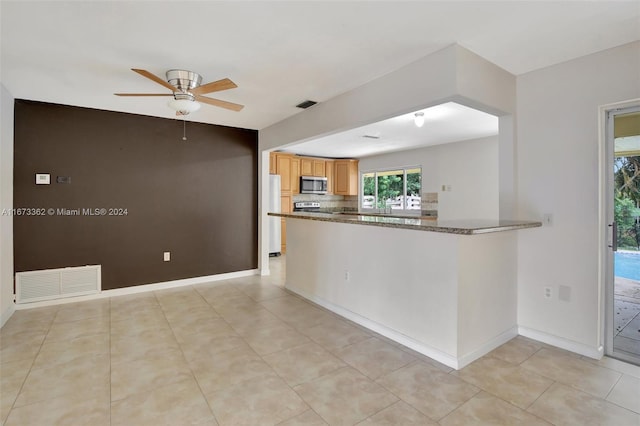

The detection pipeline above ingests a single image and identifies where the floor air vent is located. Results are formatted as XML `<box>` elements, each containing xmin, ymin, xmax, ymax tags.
<box><xmin>16</xmin><ymin>265</ymin><xmax>101</xmax><ymax>304</ymax></box>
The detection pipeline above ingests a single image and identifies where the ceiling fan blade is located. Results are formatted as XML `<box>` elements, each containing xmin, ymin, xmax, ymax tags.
<box><xmin>131</xmin><ymin>68</ymin><xmax>175</xmax><ymax>92</ymax></box>
<box><xmin>114</xmin><ymin>93</ymin><xmax>173</xmax><ymax>96</ymax></box>
<box><xmin>195</xmin><ymin>94</ymin><xmax>244</xmax><ymax>112</ymax></box>
<box><xmin>191</xmin><ymin>78</ymin><xmax>237</xmax><ymax>95</ymax></box>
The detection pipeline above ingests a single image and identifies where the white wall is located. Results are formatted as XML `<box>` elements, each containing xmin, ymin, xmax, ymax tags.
<box><xmin>358</xmin><ymin>136</ymin><xmax>499</xmax><ymax>220</ymax></box>
<box><xmin>0</xmin><ymin>84</ymin><xmax>15</xmax><ymax>326</ymax></box>
<box><xmin>458</xmin><ymin>231</ymin><xmax>518</xmax><ymax>359</ymax></box>
<box><xmin>286</xmin><ymin>219</ymin><xmax>460</xmax><ymax>365</ymax></box>
<box><xmin>285</xmin><ymin>218</ymin><xmax>518</xmax><ymax>369</ymax></box>
<box><xmin>516</xmin><ymin>41</ymin><xmax>640</xmax><ymax>355</ymax></box>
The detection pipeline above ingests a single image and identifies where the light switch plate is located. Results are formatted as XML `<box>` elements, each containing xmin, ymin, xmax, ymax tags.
<box><xmin>35</xmin><ymin>173</ymin><xmax>50</xmax><ymax>185</ymax></box>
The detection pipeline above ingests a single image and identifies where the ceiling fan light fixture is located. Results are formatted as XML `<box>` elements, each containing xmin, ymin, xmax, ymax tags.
<box><xmin>166</xmin><ymin>69</ymin><xmax>202</xmax><ymax>92</ymax></box>
<box><xmin>414</xmin><ymin>112</ymin><xmax>425</xmax><ymax>128</ymax></box>
<box><xmin>168</xmin><ymin>98</ymin><xmax>201</xmax><ymax>115</ymax></box>
<box><xmin>116</xmin><ymin>68</ymin><xmax>244</xmax><ymax>112</ymax></box>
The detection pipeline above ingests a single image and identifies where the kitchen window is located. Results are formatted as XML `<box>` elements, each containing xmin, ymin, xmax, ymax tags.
<box><xmin>361</xmin><ymin>167</ymin><xmax>422</xmax><ymax>212</ymax></box>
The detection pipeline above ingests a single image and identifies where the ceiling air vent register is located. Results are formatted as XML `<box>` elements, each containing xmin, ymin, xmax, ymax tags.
<box><xmin>296</xmin><ymin>100</ymin><xmax>317</xmax><ymax>109</ymax></box>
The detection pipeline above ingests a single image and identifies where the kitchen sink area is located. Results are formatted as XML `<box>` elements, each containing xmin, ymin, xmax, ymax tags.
<box><xmin>293</xmin><ymin>202</ymin><xmax>437</xmax><ymax>220</ymax></box>
<box><xmin>330</xmin><ymin>211</ymin><xmax>437</xmax><ymax>220</ymax></box>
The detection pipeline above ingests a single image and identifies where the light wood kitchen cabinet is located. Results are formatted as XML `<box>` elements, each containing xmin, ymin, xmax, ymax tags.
<box><xmin>269</xmin><ymin>152</ymin><xmax>276</xmax><ymax>174</ymax></box>
<box><xmin>275</xmin><ymin>153</ymin><xmax>292</xmax><ymax>193</ymax></box>
<box><xmin>280</xmin><ymin>193</ymin><xmax>292</xmax><ymax>253</ymax></box>
<box><xmin>313</xmin><ymin>160</ymin><xmax>325</xmax><ymax>177</ymax></box>
<box><xmin>291</xmin><ymin>157</ymin><xmax>300</xmax><ymax>194</ymax></box>
<box><xmin>272</xmin><ymin>153</ymin><xmax>357</xmax><ymax>251</ymax></box>
<box><xmin>274</xmin><ymin>153</ymin><xmax>295</xmax><ymax>253</ymax></box>
<box><xmin>280</xmin><ymin>193</ymin><xmax>292</xmax><ymax>214</ymax></box>
<box><xmin>334</xmin><ymin>159</ymin><xmax>359</xmax><ymax>195</ymax></box>
<box><xmin>300</xmin><ymin>158</ymin><xmax>313</xmax><ymax>176</ymax></box>
<box><xmin>300</xmin><ymin>157</ymin><xmax>326</xmax><ymax>177</ymax></box>
<box><xmin>325</xmin><ymin>160</ymin><xmax>334</xmax><ymax>194</ymax></box>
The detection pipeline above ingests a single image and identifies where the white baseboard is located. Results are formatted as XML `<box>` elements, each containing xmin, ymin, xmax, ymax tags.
<box><xmin>13</xmin><ymin>269</ymin><xmax>259</xmax><ymax>310</ymax></box>
<box><xmin>286</xmin><ymin>284</ymin><xmax>461</xmax><ymax>369</ymax></box>
<box><xmin>0</xmin><ymin>303</ymin><xmax>15</xmax><ymax>328</ymax></box>
<box><xmin>457</xmin><ymin>327</ymin><xmax>519</xmax><ymax>369</ymax></box>
<box><xmin>518</xmin><ymin>326</ymin><xmax>604</xmax><ymax>360</ymax></box>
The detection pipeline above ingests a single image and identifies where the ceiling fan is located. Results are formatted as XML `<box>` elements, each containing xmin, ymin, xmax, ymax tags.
<box><xmin>115</xmin><ymin>69</ymin><xmax>244</xmax><ymax>116</ymax></box>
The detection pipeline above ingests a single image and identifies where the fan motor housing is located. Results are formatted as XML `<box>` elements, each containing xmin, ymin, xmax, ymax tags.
<box><xmin>173</xmin><ymin>92</ymin><xmax>195</xmax><ymax>101</ymax></box>
<box><xmin>166</xmin><ymin>69</ymin><xmax>202</xmax><ymax>92</ymax></box>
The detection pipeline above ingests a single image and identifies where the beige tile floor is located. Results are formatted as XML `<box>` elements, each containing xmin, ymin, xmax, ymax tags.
<box><xmin>1</xmin><ymin>257</ymin><xmax>639</xmax><ymax>425</ymax></box>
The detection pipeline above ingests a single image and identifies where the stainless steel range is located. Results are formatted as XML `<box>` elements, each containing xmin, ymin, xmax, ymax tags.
<box><xmin>293</xmin><ymin>201</ymin><xmax>320</xmax><ymax>212</ymax></box>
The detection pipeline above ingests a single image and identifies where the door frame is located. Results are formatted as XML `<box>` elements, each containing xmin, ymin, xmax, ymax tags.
<box><xmin>599</xmin><ymin>98</ymin><xmax>640</xmax><ymax>362</ymax></box>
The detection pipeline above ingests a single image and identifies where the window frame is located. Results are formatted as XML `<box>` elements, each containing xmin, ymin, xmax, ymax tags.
<box><xmin>360</xmin><ymin>166</ymin><xmax>422</xmax><ymax>213</ymax></box>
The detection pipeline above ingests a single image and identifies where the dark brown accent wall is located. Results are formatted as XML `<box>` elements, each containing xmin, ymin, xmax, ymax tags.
<box><xmin>13</xmin><ymin>100</ymin><xmax>257</xmax><ymax>290</ymax></box>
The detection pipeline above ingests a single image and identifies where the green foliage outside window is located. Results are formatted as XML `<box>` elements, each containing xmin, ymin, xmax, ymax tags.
<box><xmin>362</xmin><ymin>168</ymin><xmax>421</xmax><ymax>210</ymax></box>
<box><xmin>377</xmin><ymin>174</ymin><xmax>403</xmax><ymax>208</ymax></box>
<box><xmin>615</xmin><ymin>156</ymin><xmax>640</xmax><ymax>250</ymax></box>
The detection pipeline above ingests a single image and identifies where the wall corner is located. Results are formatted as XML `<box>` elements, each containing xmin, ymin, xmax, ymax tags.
<box><xmin>0</xmin><ymin>84</ymin><xmax>15</xmax><ymax>327</ymax></box>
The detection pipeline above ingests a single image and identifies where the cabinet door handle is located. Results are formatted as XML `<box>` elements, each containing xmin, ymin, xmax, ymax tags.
<box><xmin>608</xmin><ymin>222</ymin><xmax>617</xmax><ymax>252</ymax></box>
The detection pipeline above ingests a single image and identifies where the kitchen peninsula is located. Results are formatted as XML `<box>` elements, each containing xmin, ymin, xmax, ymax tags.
<box><xmin>269</xmin><ymin>211</ymin><xmax>541</xmax><ymax>369</ymax></box>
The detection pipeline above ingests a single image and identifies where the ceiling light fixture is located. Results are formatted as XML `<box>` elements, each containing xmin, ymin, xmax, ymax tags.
<box><xmin>168</xmin><ymin>98</ymin><xmax>201</xmax><ymax>116</ymax></box>
<box><xmin>414</xmin><ymin>112</ymin><xmax>425</xmax><ymax>128</ymax></box>
<box><xmin>166</xmin><ymin>70</ymin><xmax>201</xmax><ymax>116</ymax></box>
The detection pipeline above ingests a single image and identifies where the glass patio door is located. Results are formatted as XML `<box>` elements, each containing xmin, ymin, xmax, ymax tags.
<box><xmin>605</xmin><ymin>104</ymin><xmax>640</xmax><ymax>366</ymax></box>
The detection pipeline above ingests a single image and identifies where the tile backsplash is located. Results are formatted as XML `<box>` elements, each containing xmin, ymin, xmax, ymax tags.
<box><xmin>421</xmin><ymin>192</ymin><xmax>438</xmax><ymax>216</ymax></box>
<box><xmin>293</xmin><ymin>193</ymin><xmax>438</xmax><ymax>216</ymax></box>
<box><xmin>292</xmin><ymin>194</ymin><xmax>358</xmax><ymax>211</ymax></box>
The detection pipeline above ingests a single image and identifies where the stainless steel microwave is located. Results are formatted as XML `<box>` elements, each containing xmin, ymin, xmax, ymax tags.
<box><xmin>300</xmin><ymin>176</ymin><xmax>327</xmax><ymax>194</ymax></box>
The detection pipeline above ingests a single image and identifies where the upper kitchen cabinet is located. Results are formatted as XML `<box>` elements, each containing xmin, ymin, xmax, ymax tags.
<box><xmin>325</xmin><ymin>160</ymin><xmax>335</xmax><ymax>194</ymax></box>
<box><xmin>269</xmin><ymin>152</ymin><xmax>277</xmax><ymax>174</ymax></box>
<box><xmin>271</xmin><ymin>153</ymin><xmax>355</xmax><ymax>195</ymax></box>
<box><xmin>273</xmin><ymin>152</ymin><xmax>301</xmax><ymax>194</ymax></box>
<box><xmin>275</xmin><ymin>153</ymin><xmax>292</xmax><ymax>192</ymax></box>
<box><xmin>313</xmin><ymin>160</ymin><xmax>326</xmax><ymax>177</ymax></box>
<box><xmin>301</xmin><ymin>157</ymin><xmax>313</xmax><ymax>176</ymax></box>
<box><xmin>291</xmin><ymin>156</ymin><xmax>300</xmax><ymax>194</ymax></box>
<box><xmin>334</xmin><ymin>159</ymin><xmax>359</xmax><ymax>195</ymax></box>
<box><xmin>301</xmin><ymin>157</ymin><xmax>326</xmax><ymax>177</ymax></box>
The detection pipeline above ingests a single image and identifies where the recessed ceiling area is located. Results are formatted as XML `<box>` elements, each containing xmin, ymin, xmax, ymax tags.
<box><xmin>281</xmin><ymin>102</ymin><xmax>499</xmax><ymax>158</ymax></box>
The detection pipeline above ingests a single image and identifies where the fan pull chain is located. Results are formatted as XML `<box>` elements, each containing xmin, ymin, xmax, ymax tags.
<box><xmin>182</xmin><ymin>117</ymin><xmax>187</xmax><ymax>141</ymax></box>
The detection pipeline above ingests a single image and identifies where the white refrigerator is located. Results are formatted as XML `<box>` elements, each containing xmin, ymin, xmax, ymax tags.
<box><xmin>268</xmin><ymin>174</ymin><xmax>282</xmax><ymax>256</ymax></box>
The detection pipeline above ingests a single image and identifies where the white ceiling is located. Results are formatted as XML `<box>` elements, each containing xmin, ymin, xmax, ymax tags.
<box><xmin>283</xmin><ymin>102</ymin><xmax>499</xmax><ymax>158</ymax></box>
<box><xmin>1</xmin><ymin>1</ymin><xmax>638</xmax><ymax>135</ymax></box>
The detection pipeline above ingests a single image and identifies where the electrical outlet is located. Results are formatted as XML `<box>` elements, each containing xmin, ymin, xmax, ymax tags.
<box><xmin>344</xmin><ymin>270</ymin><xmax>350</xmax><ymax>282</ymax></box>
<box><xmin>163</xmin><ymin>252</ymin><xmax>171</xmax><ymax>262</ymax></box>
<box><xmin>544</xmin><ymin>287</ymin><xmax>552</xmax><ymax>298</ymax></box>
